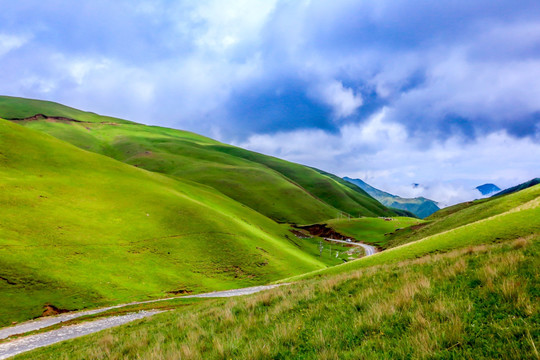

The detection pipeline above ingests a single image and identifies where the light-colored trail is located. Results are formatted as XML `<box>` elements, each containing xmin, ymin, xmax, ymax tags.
<box><xmin>0</xmin><ymin>284</ymin><xmax>284</xmax><ymax>341</ymax></box>
<box><xmin>0</xmin><ymin>310</ymin><xmax>164</xmax><ymax>360</ymax></box>
<box><xmin>324</xmin><ymin>238</ymin><xmax>378</xmax><ymax>256</ymax></box>
<box><xmin>0</xmin><ymin>284</ymin><xmax>285</xmax><ymax>359</ymax></box>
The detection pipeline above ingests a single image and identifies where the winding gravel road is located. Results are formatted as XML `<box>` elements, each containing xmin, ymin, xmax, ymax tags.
<box><xmin>0</xmin><ymin>284</ymin><xmax>284</xmax><ymax>341</ymax></box>
<box><xmin>324</xmin><ymin>238</ymin><xmax>378</xmax><ymax>256</ymax></box>
<box><xmin>0</xmin><ymin>310</ymin><xmax>164</xmax><ymax>360</ymax></box>
<box><xmin>0</xmin><ymin>284</ymin><xmax>285</xmax><ymax>359</ymax></box>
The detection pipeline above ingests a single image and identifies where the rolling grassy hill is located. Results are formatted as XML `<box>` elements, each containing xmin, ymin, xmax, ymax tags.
<box><xmin>386</xmin><ymin>183</ymin><xmax>540</xmax><ymax>248</ymax></box>
<box><xmin>0</xmin><ymin>118</ymin><xmax>334</xmax><ymax>326</ymax></box>
<box><xmin>493</xmin><ymin>178</ymin><xmax>540</xmax><ymax>197</ymax></box>
<box><xmin>0</xmin><ymin>96</ymin><xmax>394</xmax><ymax>225</ymax></box>
<box><xmin>20</xmin><ymin>224</ymin><xmax>539</xmax><ymax>359</ymax></box>
<box><xmin>285</xmin><ymin>183</ymin><xmax>540</xmax><ymax>281</ymax></box>
<box><xmin>0</xmin><ymin>96</ymin><xmax>133</xmax><ymax>124</ymax></box>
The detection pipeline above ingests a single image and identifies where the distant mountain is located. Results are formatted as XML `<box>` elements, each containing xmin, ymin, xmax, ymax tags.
<box><xmin>476</xmin><ymin>183</ymin><xmax>501</xmax><ymax>196</ymax></box>
<box><xmin>343</xmin><ymin>177</ymin><xmax>440</xmax><ymax>218</ymax></box>
<box><xmin>493</xmin><ymin>178</ymin><xmax>540</xmax><ymax>197</ymax></box>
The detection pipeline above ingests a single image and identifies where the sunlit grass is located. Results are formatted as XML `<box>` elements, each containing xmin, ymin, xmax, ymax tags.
<box><xmin>0</xmin><ymin>119</ymin><xmax>330</xmax><ymax>326</ymax></box>
<box><xmin>19</xmin><ymin>237</ymin><xmax>539</xmax><ymax>359</ymax></box>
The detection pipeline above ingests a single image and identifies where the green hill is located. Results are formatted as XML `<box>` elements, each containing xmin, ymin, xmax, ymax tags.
<box><xmin>344</xmin><ymin>177</ymin><xmax>440</xmax><ymax>218</ymax></box>
<box><xmin>286</xmin><ymin>183</ymin><xmax>540</xmax><ymax>281</ymax></box>
<box><xmin>326</xmin><ymin>217</ymin><xmax>425</xmax><ymax>248</ymax></box>
<box><xmin>493</xmin><ymin>178</ymin><xmax>540</xmax><ymax>197</ymax></box>
<box><xmin>0</xmin><ymin>118</ymin><xmax>332</xmax><ymax>326</ymax></box>
<box><xmin>0</xmin><ymin>96</ymin><xmax>393</xmax><ymax>224</ymax></box>
<box><xmin>0</xmin><ymin>95</ymin><xmax>133</xmax><ymax>124</ymax></box>
<box><xmin>22</xmin><ymin>216</ymin><xmax>539</xmax><ymax>359</ymax></box>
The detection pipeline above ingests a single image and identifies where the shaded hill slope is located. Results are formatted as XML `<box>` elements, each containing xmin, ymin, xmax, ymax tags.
<box><xmin>0</xmin><ymin>119</ymin><xmax>329</xmax><ymax>326</ymax></box>
<box><xmin>0</xmin><ymin>96</ymin><xmax>394</xmax><ymax>224</ymax></box>
<box><xmin>493</xmin><ymin>178</ymin><xmax>540</xmax><ymax>197</ymax></box>
<box><xmin>344</xmin><ymin>177</ymin><xmax>439</xmax><ymax>218</ymax></box>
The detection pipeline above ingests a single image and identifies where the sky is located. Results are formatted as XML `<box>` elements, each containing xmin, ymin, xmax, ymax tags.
<box><xmin>1</xmin><ymin>0</ymin><xmax>539</xmax><ymax>206</ymax></box>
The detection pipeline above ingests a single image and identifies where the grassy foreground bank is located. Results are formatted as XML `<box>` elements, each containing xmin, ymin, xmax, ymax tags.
<box><xmin>17</xmin><ymin>236</ymin><xmax>539</xmax><ymax>359</ymax></box>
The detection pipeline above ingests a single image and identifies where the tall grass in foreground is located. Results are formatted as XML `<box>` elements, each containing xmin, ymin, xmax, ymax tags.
<box><xmin>20</xmin><ymin>236</ymin><xmax>539</xmax><ymax>359</ymax></box>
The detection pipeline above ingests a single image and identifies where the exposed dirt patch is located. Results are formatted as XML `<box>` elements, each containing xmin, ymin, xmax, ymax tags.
<box><xmin>0</xmin><ymin>276</ymin><xmax>16</xmax><ymax>285</ymax></box>
<box><xmin>230</xmin><ymin>265</ymin><xmax>255</xmax><ymax>279</ymax></box>
<box><xmin>41</xmin><ymin>304</ymin><xmax>70</xmax><ymax>317</ymax></box>
<box><xmin>8</xmin><ymin>114</ymin><xmax>84</xmax><ymax>123</ymax></box>
<box><xmin>409</xmin><ymin>223</ymin><xmax>428</xmax><ymax>231</ymax></box>
<box><xmin>167</xmin><ymin>289</ymin><xmax>193</xmax><ymax>295</ymax></box>
<box><xmin>295</xmin><ymin>224</ymin><xmax>351</xmax><ymax>240</ymax></box>
<box><xmin>7</xmin><ymin>113</ymin><xmax>120</xmax><ymax>125</ymax></box>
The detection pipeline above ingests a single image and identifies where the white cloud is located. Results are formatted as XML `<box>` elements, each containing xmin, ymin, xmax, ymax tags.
<box><xmin>238</xmin><ymin>109</ymin><xmax>540</xmax><ymax>206</ymax></box>
<box><xmin>316</xmin><ymin>80</ymin><xmax>363</xmax><ymax>119</ymax></box>
<box><xmin>0</xmin><ymin>33</ymin><xmax>30</xmax><ymax>57</ymax></box>
<box><xmin>189</xmin><ymin>0</ymin><xmax>278</xmax><ymax>53</ymax></box>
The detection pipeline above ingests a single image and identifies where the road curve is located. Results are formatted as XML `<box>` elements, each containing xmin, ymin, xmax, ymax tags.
<box><xmin>324</xmin><ymin>238</ymin><xmax>377</xmax><ymax>256</ymax></box>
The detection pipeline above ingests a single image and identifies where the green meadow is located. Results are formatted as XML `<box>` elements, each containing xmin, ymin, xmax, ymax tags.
<box><xmin>1</xmin><ymin>96</ymin><xmax>392</xmax><ymax>225</ymax></box>
<box><xmin>386</xmin><ymin>183</ymin><xmax>540</xmax><ymax>248</ymax></box>
<box><xmin>326</xmin><ymin>217</ymin><xmax>424</xmax><ymax>248</ymax></box>
<box><xmin>17</xmin><ymin>236</ymin><xmax>539</xmax><ymax>359</ymax></box>
<box><xmin>14</xmin><ymin>181</ymin><xmax>539</xmax><ymax>358</ymax></box>
<box><xmin>284</xmin><ymin>185</ymin><xmax>540</xmax><ymax>283</ymax></box>
<box><xmin>0</xmin><ymin>118</ymin><xmax>332</xmax><ymax>326</ymax></box>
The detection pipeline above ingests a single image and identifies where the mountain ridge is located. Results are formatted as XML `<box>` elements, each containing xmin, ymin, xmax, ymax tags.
<box><xmin>343</xmin><ymin>177</ymin><xmax>440</xmax><ymax>218</ymax></box>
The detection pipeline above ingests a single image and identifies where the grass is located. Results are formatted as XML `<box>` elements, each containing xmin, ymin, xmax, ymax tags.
<box><xmin>0</xmin><ymin>119</ymin><xmax>333</xmax><ymax>326</ymax></box>
<box><xmin>325</xmin><ymin>217</ymin><xmax>424</xmax><ymax>248</ymax></box>
<box><xmin>0</xmin><ymin>95</ymin><xmax>395</xmax><ymax>224</ymax></box>
<box><xmin>17</xmin><ymin>237</ymin><xmax>539</xmax><ymax>359</ymax></box>
<box><xmin>282</xmin><ymin>233</ymin><xmax>364</xmax><ymax>264</ymax></box>
<box><xmin>0</xmin><ymin>298</ymin><xmax>203</xmax><ymax>343</ymax></box>
<box><xmin>384</xmin><ymin>184</ymin><xmax>540</xmax><ymax>248</ymax></box>
<box><xmin>0</xmin><ymin>96</ymin><xmax>133</xmax><ymax>124</ymax></box>
<box><xmin>285</xmin><ymin>190</ymin><xmax>540</xmax><ymax>281</ymax></box>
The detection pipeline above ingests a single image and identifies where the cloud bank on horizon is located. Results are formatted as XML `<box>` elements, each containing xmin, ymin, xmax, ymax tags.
<box><xmin>1</xmin><ymin>0</ymin><xmax>539</xmax><ymax>206</ymax></box>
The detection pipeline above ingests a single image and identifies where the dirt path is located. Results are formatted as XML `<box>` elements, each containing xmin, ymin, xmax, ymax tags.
<box><xmin>324</xmin><ymin>238</ymin><xmax>377</xmax><ymax>256</ymax></box>
<box><xmin>0</xmin><ymin>284</ymin><xmax>285</xmax><ymax>359</ymax></box>
<box><xmin>0</xmin><ymin>284</ymin><xmax>284</xmax><ymax>341</ymax></box>
<box><xmin>0</xmin><ymin>310</ymin><xmax>164</xmax><ymax>360</ymax></box>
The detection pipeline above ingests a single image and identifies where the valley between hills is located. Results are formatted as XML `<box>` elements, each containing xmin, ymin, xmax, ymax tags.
<box><xmin>0</xmin><ymin>96</ymin><xmax>538</xmax><ymax>359</ymax></box>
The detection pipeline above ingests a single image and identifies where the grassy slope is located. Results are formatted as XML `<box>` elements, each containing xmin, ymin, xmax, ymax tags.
<box><xmin>0</xmin><ymin>96</ymin><xmax>133</xmax><ymax>124</ymax></box>
<box><xmin>326</xmin><ymin>217</ymin><xmax>425</xmax><ymax>248</ymax></box>
<box><xmin>386</xmin><ymin>184</ymin><xmax>540</xmax><ymax>248</ymax></box>
<box><xmin>0</xmin><ymin>96</ymin><xmax>393</xmax><ymax>224</ymax></box>
<box><xmin>19</xmin><ymin>237</ymin><xmax>539</xmax><ymax>359</ymax></box>
<box><xmin>286</xmin><ymin>185</ymin><xmax>540</xmax><ymax>281</ymax></box>
<box><xmin>493</xmin><ymin>178</ymin><xmax>540</xmax><ymax>197</ymax></box>
<box><xmin>209</xmin><ymin>148</ymin><xmax>394</xmax><ymax>219</ymax></box>
<box><xmin>0</xmin><ymin>119</ymin><xmax>331</xmax><ymax>326</ymax></box>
